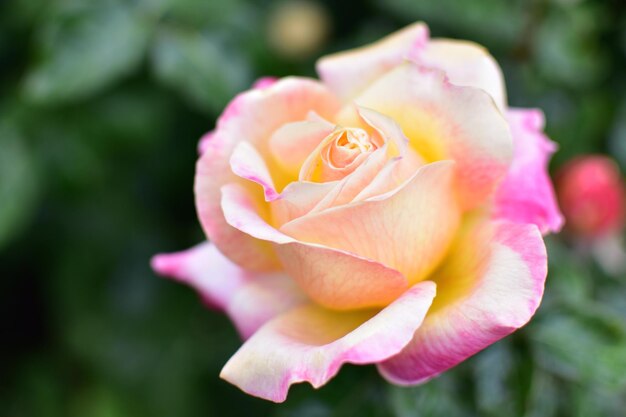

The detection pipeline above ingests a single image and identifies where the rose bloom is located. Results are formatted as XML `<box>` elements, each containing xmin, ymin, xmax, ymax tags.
<box><xmin>556</xmin><ymin>155</ymin><xmax>625</xmax><ymax>239</ymax></box>
<box><xmin>152</xmin><ymin>23</ymin><xmax>563</xmax><ymax>402</ymax></box>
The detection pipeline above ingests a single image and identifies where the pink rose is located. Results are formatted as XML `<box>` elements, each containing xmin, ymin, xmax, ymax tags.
<box><xmin>152</xmin><ymin>23</ymin><xmax>563</xmax><ymax>402</ymax></box>
<box><xmin>557</xmin><ymin>155</ymin><xmax>625</xmax><ymax>239</ymax></box>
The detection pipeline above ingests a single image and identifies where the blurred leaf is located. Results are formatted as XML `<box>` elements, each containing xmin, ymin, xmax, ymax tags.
<box><xmin>22</xmin><ymin>3</ymin><xmax>152</xmax><ymax>104</ymax></box>
<box><xmin>534</xmin><ymin>5</ymin><xmax>609</xmax><ymax>89</ymax></box>
<box><xmin>376</xmin><ymin>0</ymin><xmax>525</xmax><ymax>49</ymax></box>
<box><xmin>608</xmin><ymin>96</ymin><xmax>626</xmax><ymax>168</ymax></box>
<box><xmin>388</xmin><ymin>374</ymin><xmax>471</xmax><ymax>417</ymax></box>
<box><xmin>0</xmin><ymin>124</ymin><xmax>38</xmax><ymax>249</ymax></box>
<box><xmin>151</xmin><ymin>28</ymin><xmax>251</xmax><ymax>113</ymax></box>
<box><xmin>530</xmin><ymin>312</ymin><xmax>626</xmax><ymax>391</ymax></box>
<box><xmin>544</xmin><ymin>238</ymin><xmax>593</xmax><ymax>304</ymax></box>
<box><xmin>473</xmin><ymin>341</ymin><xmax>516</xmax><ymax>416</ymax></box>
<box><xmin>567</xmin><ymin>384</ymin><xmax>626</xmax><ymax>417</ymax></box>
<box><xmin>141</xmin><ymin>0</ymin><xmax>247</xmax><ymax>27</ymax></box>
<box><xmin>525</xmin><ymin>370</ymin><xmax>560</xmax><ymax>417</ymax></box>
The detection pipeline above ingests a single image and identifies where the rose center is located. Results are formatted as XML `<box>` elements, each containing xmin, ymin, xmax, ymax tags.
<box><xmin>325</xmin><ymin>128</ymin><xmax>376</xmax><ymax>169</ymax></box>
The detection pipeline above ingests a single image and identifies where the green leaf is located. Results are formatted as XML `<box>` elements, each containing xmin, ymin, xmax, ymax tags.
<box><xmin>0</xmin><ymin>124</ymin><xmax>38</xmax><ymax>249</ymax></box>
<box><xmin>530</xmin><ymin>312</ymin><xmax>626</xmax><ymax>391</ymax></box>
<box><xmin>534</xmin><ymin>5</ymin><xmax>609</xmax><ymax>89</ymax></box>
<box><xmin>376</xmin><ymin>0</ymin><xmax>525</xmax><ymax>49</ymax></box>
<box><xmin>388</xmin><ymin>374</ymin><xmax>472</xmax><ymax>417</ymax></box>
<box><xmin>151</xmin><ymin>28</ymin><xmax>251</xmax><ymax>113</ymax></box>
<box><xmin>524</xmin><ymin>370</ymin><xmax>560</xmax><ymax>417</ymax></box>
<box><xmin>22</xmin><ymin>3</ymin><xmax>152</xmax><ymax>104</ymax></box>
<box><xmin>473</xmin><ymin>341</ymin><xmax>516</xmax><ymax>416</ymax></box>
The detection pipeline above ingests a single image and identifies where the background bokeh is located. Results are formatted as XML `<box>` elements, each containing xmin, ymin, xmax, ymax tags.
<box><xmin>2</xmin><ymin>0</ymin><xmax>626</xmax><ymax>416</ymax></box>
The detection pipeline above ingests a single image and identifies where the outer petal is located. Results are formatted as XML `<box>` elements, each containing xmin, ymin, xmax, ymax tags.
<box><xmin>221</xmin><ymin>183</ymin><xmax>409</xmax><ymax>309</ymax></box>
<box><xmin>493</xmin><ymin>109</ymin><xmax>564</xmax><ymax>234</ymax></box>
<box><xmin>344</xmin><ymin>63</ymin><xmax>513</xmax><ymax>209</ymax></box>
<box><xmin>151</xmin><ymin>242</ymin><xmax>306</xmax><ymax>339</ymax></box>
<box><xmin>317</xmin><ymin>23</ymin><xmax>506</xmax><ymax>110</ymax></box>
<box><xmin>412</xmin><ymin>39</ymin><xmax>506</xmax><ymax>112</ymax></box>
<box><xmin>377</xmin><ymin>220</ymin><xmax>547</xmax><ymax>384</ymax></box>
<box><xmin>220</xmin><ymin>280</ymin><xmax>437</xmax><ymax>402</ymax></box>
<box><xmin>281</xmin><ymin>161</ymin><xmax>460</xmax><ymax>285</ymax></box>
<box><xmin>195</xmin><ymin>77</ymin><xmax>340</xmax><ymax>271</ymax></box>
<box><xmin>317</xmin><ymin>22</ymin><xmax>429</xmax><ymax>101</ymax></box>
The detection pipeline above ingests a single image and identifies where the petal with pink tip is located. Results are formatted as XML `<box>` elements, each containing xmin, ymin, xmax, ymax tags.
<box><xmin>151</xmin><ymin>242</ymin><xmax>306</xmax><ymax>339</ymax></box>
<box><xmin>493</xmin><ymin>109</ymin><xmax>564</xmax><ymax>234</ymax></box>
<box><xmin>230</xmin><ymin>141</ymin><xmax>279</xmax><ymax>201</ymax></box>
<box><xmin>195</xmin><ymin>77</ymin><xmax>340</xmax><ymax>271</ymax></box>
<box><xmin>221</xmin><ymin>183</ymin><xmax>409</xmax><ymax>309</ymax></box>
<box><xmin>344</xmin><ymin>63</ymin><xmax>512</xmax><ymax>209</ymax></box>
<box><xmin>220</xmin><ymin>280</ymin><xmax>437</xmax><ymax>402</ymax></box>
<box><xmin>281</xmin><ymin>161</ymin><xmax>460</xmax><ymax>285</ymax></box>
<box><xmin>316</xmin><ymin>22</ymin><xmax>429</xmax><ymax>100</ymax></box>
<box><xmin>377</xmin><ymin>220</ymin><xmax>547</xmax><ymax>384</ymax></box>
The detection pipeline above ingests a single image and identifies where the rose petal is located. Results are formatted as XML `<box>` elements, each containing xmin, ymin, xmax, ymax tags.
<box><xmin>377</xmin><ymin>220</ymin><xmax>547</xmax><ymax>384</ymax></box>
<box><xmin>344</xmin><ymin>63</ymin><xmax>513</xmax><ymax>209</ymax></box>
<box><xmin>230</xmin><ymin>141</ymin><xmax>279</xmax><ymax>201</ymax></box>
<box><xmin>309</xmin><ymin>145</ymin><xmax>389</xmax><ymax>212</ymax></box>
<box><xmin>493</xmin><ymin>109</ymin><xmax>564</xmax><ymax>234</ymax></box>
<box><xmin>151</xmin><ymin>242</ymin><xmax>306</xmax><ymax>339</ymax></box>
<box><xmin>271</xmin><ymin>180</ymin><xmax>337</xmax><ymax>226</ymax></box>
<box><xmin>309</xmin><ymin>107</ymin><xmax>422</xmax><ymax>212</ymax></box>
<box><xmin>220</xmin><ymin>280</ymin><xmax>437</xmax><ymax>402</ymax></box>
<box><xmin>317</xmin><ymin>22</ymin><xmax>429</xmax><ymax>101</ymax></box>
<box><xmin>221</xmin><ymin>183</ymin><xmax>409</xmax><ymax>309</ymax></box>
<box><xmin>252</xmin><ymin>76</ymin><xmax>278</xmax><ymax>89</ymax></box>
<box><xmin>281</xmin><ymin>161</ymin><xmax>460</xmax><ymax>285</ymax></box>
<box><xmin>195</xmin><ymin>77</ymin><xmax>340</xmax><ymax>270</ymax></box>
<box><xmin>269</xmin><ymin>120</ymin><xmax>335</xmax><ymax>178</ymax></box>
<box><xmin>197</xmin><ymin>131</ymin><xmax>214</xmax><ymax>155</ymax></box>
<box><xmin>412</xmin><ymin>39</ymin><xmax>507</xmax><ymax>112</ymax></box>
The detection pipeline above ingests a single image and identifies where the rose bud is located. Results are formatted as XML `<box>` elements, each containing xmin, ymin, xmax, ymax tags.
<box><xmin>557</xmin><ymin>155</ymin><xmax>625</xmax><ymax>239</ymax></box>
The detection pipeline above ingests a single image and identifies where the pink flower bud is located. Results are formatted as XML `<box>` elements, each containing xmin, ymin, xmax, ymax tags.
<box><xmin>557</xmin><ymin>155</ymin><xmax>625</xmax><ymax>238</ymax></box>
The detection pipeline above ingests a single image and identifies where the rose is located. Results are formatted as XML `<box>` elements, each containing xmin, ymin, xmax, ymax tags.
<box><xmin>556</xmin><ymin>155</ymin><xmax>625</xmax><ymax>239</ymax></box>
<box><xmin>152</xmin><ymin>22</ymin><xmax>563</xmax><ymax>402</ymax></box>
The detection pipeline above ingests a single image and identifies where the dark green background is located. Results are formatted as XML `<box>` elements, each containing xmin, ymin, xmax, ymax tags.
<box><xmin>2</xmin><ymin>0</ymin><xmax>626</xmax><ymax>416</ymax></box>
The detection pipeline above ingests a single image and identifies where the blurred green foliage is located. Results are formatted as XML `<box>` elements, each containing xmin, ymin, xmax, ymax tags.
<box><xmin>1</xmin><ymin>0</ymin><xmax>626</xmax><ymax>416</ymax></box>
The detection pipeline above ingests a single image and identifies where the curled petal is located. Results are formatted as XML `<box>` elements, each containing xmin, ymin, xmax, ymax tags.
<box><xmin>317</xmin><ymin>22</ymin><xmax>429</xmax><ymax>101</ymax></box>
<box><xmin>230</xmin><ymin>141</ymin><xmax>279</xmax><ymax>201</ymax></box>
<box><xmin>309</xmin><ymin>145</ymin><xmax>389</xmax><ymax>212</ymax></box>
<box><xmin>493</xmin><ymin>109</ymin><xmax>564</xmax><ymax>234</ymax></box>
<box><xmin>412</xmin><ymin>39</ymin><xmax>507</xmax><ymax>112</ymax></box>
<box><xmin>378</xmin><ymin>220</ymin><xmax>547</xmax><ymax>384</ymax></box>
<box><xmin>281</xmin><ymin>161</ymin><xmax>460</xmax><ymax>285</ymax></box>
<box><xmin>220</xmin><ymin>280</ymin><xmax>437</xmax><ymax>402</ymax></box>
<box><xmin>221</xmin><ymin>183</ymin><xmax>410</xmax><ymax>309</ymax></box>
<box><xmin>151</xmin><ymin>242</ymin><xmax>306</xmax><ymax>339</ymax></box>
<box><xmin>344</xmin><ymin>63</ymin><xmax>513</xmax><ymax>209</ymax></box>
<box><xmin>195</xmin><ymin>77</ymin><xmax>340</xmax><ymax>270</ymax></box>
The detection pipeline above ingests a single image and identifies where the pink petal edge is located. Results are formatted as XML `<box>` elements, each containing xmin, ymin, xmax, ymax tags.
<box><xmin>220</xmin><ymin>280</ymin><xmax>437</xmax><ymax>402</ymax></box>
<box><xmin>377</xmin><ymin>220</ymin><xmax>547</xmax><ymax>384</ymax></box>
<box><xmin>151</xmin><ymin>242</ymin><xmax>306</xmax><ymax>339</ymax></box>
